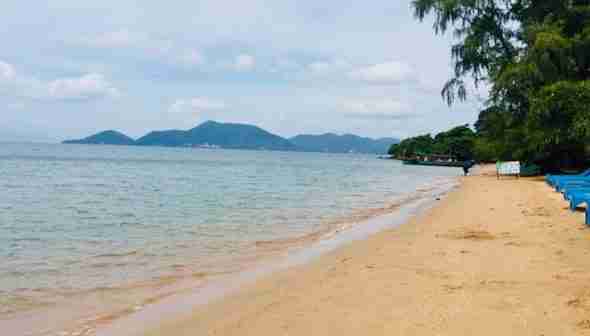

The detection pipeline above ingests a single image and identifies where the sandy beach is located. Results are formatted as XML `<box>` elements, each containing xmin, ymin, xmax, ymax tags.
<box><xmin>143</xmin><ymin>166</ymin><xmax>590</xmax><ymax>335</ymax></box>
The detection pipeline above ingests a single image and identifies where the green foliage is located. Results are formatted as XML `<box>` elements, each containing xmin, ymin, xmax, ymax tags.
<box><xmin>529</xmin><ymin>80</ymin><xmax>590</xmax><ymax>144</ymax></box>
<box><xmin>412</xmin><ymin>0</ymin><xmax>590</xmax><ymax>170</ymax></box>
<box><xmin>388</xmin><ymin>134</ymin><xmax>434</xmax><ymax>156</ymax></box>
<box><xmin>473</xmin><ymin>137</ymin><xmax>502</xmax><ymax>162</ymax></box>
<box><xmin>389</xmin><ymin>125</ymin><xmax>476</xmax><ymax>161</ymax></box>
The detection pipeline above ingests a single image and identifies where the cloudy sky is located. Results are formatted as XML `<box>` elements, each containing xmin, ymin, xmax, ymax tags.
<box><xmin>0</xmin><ymin>0</ymin><xmax>485</xmax><ymax>142</ymax></box>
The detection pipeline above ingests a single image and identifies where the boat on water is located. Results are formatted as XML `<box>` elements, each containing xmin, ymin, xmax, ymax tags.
<box><xmin>401</xmin><ymin>154</ymin><xmax>466</xmax><ymax>167</ymax></box>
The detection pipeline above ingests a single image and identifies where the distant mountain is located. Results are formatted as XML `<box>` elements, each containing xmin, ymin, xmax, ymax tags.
<box><xmin>63</xmin><ymin>121</ymin><xmax>399</xmax><ymax>154</ymax></box>
<box><xmin>289</xmin><ymin>133</ymin><xmax>399</xmax><ymax>154</ymax></box>
<box><xmin>63</xmin><ymin>130</ymin><xmax>136</xmax><ymax>145</ymax></box>
<box><xmin>134</xmin><ymin>130</ymin><xmax>189</xmax><ymax>147</ymax></box>
<box><xmin>135</xmin><ymin>121</ymin><xmax>296</xmax><ymax>151</ymax></box>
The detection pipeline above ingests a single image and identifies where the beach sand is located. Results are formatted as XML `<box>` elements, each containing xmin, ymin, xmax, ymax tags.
<box><xmin>144</xmin><ymin>166</ymin><xmax>590</xmax><ymax>335</ymax></box>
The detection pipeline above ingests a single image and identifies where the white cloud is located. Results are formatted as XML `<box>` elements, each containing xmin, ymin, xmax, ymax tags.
<box><xmin>169</xmin><ymin>97</ymin><xmax>226</xmax><ymax>114</ymax></box>
<box><xmin>47</xmin><ymin>73</ymin><xmax>120</xmax><ymax>100</ymax></box>
<box><xmin>179</xmin><ymin>49</ymin><xmax>206</xmax><ymax>67</ymax></box>
<box><xmin>340</xmin><ymin>98</ymin><xmax>416</xmax><ymax>120</ymax></box>
<box><xmin>88</xmin><ymin>30</ymin><xmax>145</xmax><ymax>48</ymax></box>
<box><xmin>349</xmin><ymin>61</ymin><xmax>414</xmax><ymax>84</ymax></box>
<box><xmin>0</xmin><ymin>61</ymin><xmax>16</xmax><ymax>81</ymax></box>
<box><xmin>7</xmin><ymin>102</ymin><xmax>25</xmax><ymax>110</ymax></box>
<box><xmin>234</xmin><ymin>54</ymin><xmax>255</xmax><ymax>71</ymax></box>
<box><xmin>0</xmin><ymin>63</ymin><xmax>119</xmax><ymax>102</ymax></box>
<box><xmin>85</xmin><ymin>31</ymin><xmax>202</xmax><ymax>69</ymax></box>
<box><xmin>275</xmin><ymin>58</ymin><xmax>300</xmax><ymax>69</ymax></box>
<box><xmin>308</xmin><ymin>59</ymin><xmax>350</xmax><ymax>74</ymax></box>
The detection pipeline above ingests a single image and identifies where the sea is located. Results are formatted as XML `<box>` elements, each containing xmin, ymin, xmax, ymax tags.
<box><xmin>0</xmin><ymin>143</ymin><xmax>460</xmax><ymax>336</ymax></box>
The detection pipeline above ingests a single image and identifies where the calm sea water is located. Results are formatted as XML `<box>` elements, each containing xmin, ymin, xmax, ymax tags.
<box><xmin>0</xmin><ymin>143</ymin><xmax>460</xmax><ymax>335</ymax></box>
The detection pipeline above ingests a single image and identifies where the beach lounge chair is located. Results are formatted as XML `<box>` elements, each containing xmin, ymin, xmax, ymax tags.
<box><xmin>555</xmin><ymin>179</ymin><xmax>590</xmax><ymax>192</ymax></box>
<box><xmin>561</xmin><ymin>190</ymin><xmax>590</xmax><ymax>226</ymax></box>
<box><xmin>563</xmin><ymin>186</ymin><xmax>590</xmax><ymax>201</ymax></box>
<box><xmin>564</xmin><ymin>188</ymin><xmax>590</xmax><ymax>201</ymax></box>
<box><xmin>547</xmin><ymin>169</ymin><xmax>590</xmax><ymax>186</ymax></box>
<box><xmin>549</xmin><ymin>175</ymin><xmax>588</xmax><ymax>187</ymax></box>
<box><xmin>566</xmin><ymin>191</ymin><xmax>590</xmax><ymax>209</ymax></box>
<box><xmin>564</xmin><ymin>192</ymin><xmax>590</xmax><ymax>226</ymax></box>
<box><xmin>546</xmin><ymin>169</ymin><xmax>590</xmax><ymax>181</ymax></box>
<box><xmin>559</xmin><ymin>181</ymin><xmax>590</xmax><ymax>194</ymax></box>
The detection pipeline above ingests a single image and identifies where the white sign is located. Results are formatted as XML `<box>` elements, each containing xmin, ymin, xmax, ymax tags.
<box><xmin>497</xmin><ymin>161</ymin><xmax>521</xmax><ymax>177</ymax></box>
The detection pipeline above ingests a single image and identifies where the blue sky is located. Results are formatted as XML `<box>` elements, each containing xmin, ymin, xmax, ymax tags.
<box><xmin>0</xmin><ymin>0</ymin><xmax>485</xmax><ymax>142</ymax></box>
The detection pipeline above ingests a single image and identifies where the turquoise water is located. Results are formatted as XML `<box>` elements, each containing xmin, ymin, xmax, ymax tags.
<box><xmin>0</xmin><ymin>143</ymin><xmax>459</xmax><ymax>334</ymax></box>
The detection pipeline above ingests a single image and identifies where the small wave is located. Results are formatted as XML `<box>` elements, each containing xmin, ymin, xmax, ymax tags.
<box><xmin>255</xmin><ymin>229</ymin><xmax>328</xmax><ymax>250</ymax></box>
<box><xmin>119</xmin><ymin>221</ymin><xmax>141</xmax><ymax>227</ymax></box>
<box><xmin>3</xmin><ymin>184</ymin><xmax>24</xmax><ymax>189</ymax></box>
<box><xmin>87</xmin><ymin>261</ymin><xmax>133</xmax><ymax>269</ymax></box>
<box><xmin>53</xmin><ymin>183</ymin><xmax>74</xmax><ymax>188</ymax></box>
<box><xmin>91</xmin><ymin>183</ymin><xmax>109</xmax><ymax>187</ymax></box>
<box><xmin>252</xmin><ymin>184</ymin><xmax>454</xmax><ymax>253</ymax></box>
<box><xmin>4</xmin><ymin>270</ymin><xmax>27</xmax><ymax>277</ymax></box>
<box><xmin>13</xmin><ymin>237</ymin><xmax>43</xmax><ymax>242</ymax></box>
<box><xmin>92</xmin><ymin>250</ymin><xmax>139</xmax><ymax>258</ymax></box>
<box><xmin>0</xmin><ymin>294</ymin><xmax>53</xmax><ymax>315</ymax></box>
<box><xmin>79</xmin><ymin>217</ymin><xmax>99</xmax><ymax>221</ymax></box>
<box><xmin>88</xmin><ymin>262</ymin><xmax>112</xmax><ymax>269</ymax></box>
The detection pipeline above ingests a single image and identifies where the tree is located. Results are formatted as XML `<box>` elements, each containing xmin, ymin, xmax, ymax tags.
<box><xmin>412</xmin><ymin>0</ymin><xmax>590</xmax><ymax>170</ymax></box>
<box><xmin>388</xmin><ymin>134</ymin><xmax>435</xmax><ymax>157</ymax></box>
<box><xmin>388</xmin><ymin>125</ymin><xmax>476</xmax><ymax>161</ymax></box>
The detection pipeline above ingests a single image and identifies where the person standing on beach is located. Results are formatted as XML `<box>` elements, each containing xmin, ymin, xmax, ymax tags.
<box><xmin>462</xmin><ymin>160</ymin><xmax>475</xmax><ymax>176</ymax></box>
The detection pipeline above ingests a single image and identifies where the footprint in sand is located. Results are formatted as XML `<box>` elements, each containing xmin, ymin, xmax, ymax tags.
<box><xmin>442</xmin><ymin>284</ymin><xmax>463</xmax><ymax>293</ymax></box>
<box><xmin>441</xmin><ymin>230</ymin><xmax>496</xmax><ymax>241</ymax></box>
<box><xmin>554</xmin><ymin>274</ymin><xmax>570</xmax><ymax>281</ymax></box>
<box><xmin>577</xmin><ymin>320</ymin><xmax>590</xmax><ymax>329</ymax></box>
<box><xmin>522</xmin><ymin>207</ymin><xmax>551</xmax><ymax>217</ymax></box>
<box><xmin>567</xmin><ymin>298</ymin><xmax>581</xmax><ymax>307</ymax></box>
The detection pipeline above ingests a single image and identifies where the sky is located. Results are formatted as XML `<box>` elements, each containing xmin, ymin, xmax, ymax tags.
<box><xmin>0</xmin><ymin>0</ymin><xmax>486</xmax><ymax>142</ymax></box>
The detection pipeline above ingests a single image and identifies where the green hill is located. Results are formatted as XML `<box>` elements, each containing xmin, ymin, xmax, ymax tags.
<box><xmin>290</xmin><ymin>133</ymin><xmax>399</xmax><ymax>154</ymax></box>
<box><xmin>135</xmin><ymin>121</ymin><xmax>296</xmax><ymax>151</ymax></box>
<box><xmin>63</xmin><ymin>130</ymin><xmax>136</xmax><ymax>145</ymax></box>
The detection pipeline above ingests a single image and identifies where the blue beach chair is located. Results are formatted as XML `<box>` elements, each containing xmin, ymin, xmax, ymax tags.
<box><xmin>564</xmin><ymin>186</ymin><xmax>590</xmax><ymax>200</ymax></box>
<box><xmin>547</xmin><ymin>171</ymin><xmax>586</xmax><ymax>186</ymax></box>
<box><xmin>547</xmin><ymin>169</ymin><xmax>590</xmax><ymax>186</ymax></box>
<box><xmin>567</xmin><ymin>193</ymin><xmax>590</xmax><ymax>226</ymax></box>
<box><xmin>560</xmin><ymin>181</ymin><xmax>590</xmax><ymax>195</ymax></box>
<box><xmin>561</xmin><ymin>191</ymin><xmax>590</xmax><ymax>226</ymax></box>
<box><xmin>566</xmin><ymin>191</ymin><xmax>590</xmax><ymax>210</ymax></box>
<box><xmin>555</xmin><ymin>179</ymin><xmax>590</xmax><ymax>192</ymax></box>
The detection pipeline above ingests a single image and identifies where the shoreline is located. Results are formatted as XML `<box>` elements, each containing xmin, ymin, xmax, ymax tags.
<box><xmin>95</xmin><ymin>176</ymin><xmax>458</xmax><ymax>336</ymax></box>
<box><xmin>139</xmin><ymin>166</ymin><xmax>590</xmax><ymax>335</ymax></box>
<box><xmin>3</xmin><ymin>168</ymin><xmax>459</xmax><ymax>336</ymax></box>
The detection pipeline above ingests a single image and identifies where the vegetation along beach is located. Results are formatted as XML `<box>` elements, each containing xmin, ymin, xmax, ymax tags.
<box><xmin>3</xmin><ymin>0</ymin><xmax>590</xmax><ymax>335</ymax></box>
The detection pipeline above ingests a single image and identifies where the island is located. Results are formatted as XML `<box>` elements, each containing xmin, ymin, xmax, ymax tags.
<box><xmin>63</xmin><ymin>120</ymin><xmax>399</xmax><ymax>154</ymax></box>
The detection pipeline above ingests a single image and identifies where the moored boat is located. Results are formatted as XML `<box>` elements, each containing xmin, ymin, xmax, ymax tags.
<box><xmin>401</xmin><ymin>154</ymin><xmax>466</xmax><ymax>167</ymax></box>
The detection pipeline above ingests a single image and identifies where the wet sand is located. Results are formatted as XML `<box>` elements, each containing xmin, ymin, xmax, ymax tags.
<box><xmin>144</xmin><ymin>166</ymin><xmax>590</xmax><ymax>335</ymax></box>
